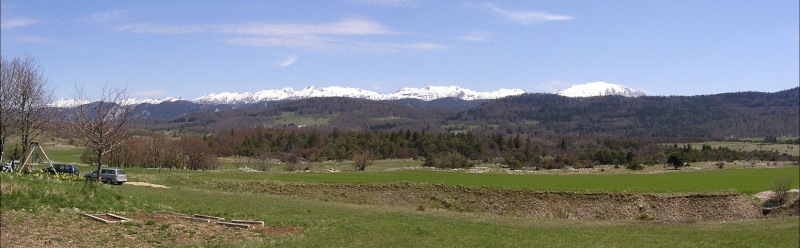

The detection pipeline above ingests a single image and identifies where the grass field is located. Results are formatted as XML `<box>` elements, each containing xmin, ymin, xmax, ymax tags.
<box><xmin>270</xmin><ymin>112</ymin><xmax>332</xmax><ymax>127</ymax></box>
<box><xmin>4</xmin><ymin>143</ymin><xmax>799</xmax><ymax>247</ymax></box>
<box><xmin>36</xmin><ymin>144</ymin><xmax>800</xmax><ymax>195</ymax></box>
<box><xmin>2</xmin><ymin>172</ymin><xmax>798</xmax><ymax>247</ymax></box>
<box><xmin>676</xmin><ymin>141</ymin><xmax>799</xmax><ymax>155</ymax></box>
<box><xmin>125</xmin><ymin>166</ymin><xmax>799</xmax><ymax>195</ymax></box>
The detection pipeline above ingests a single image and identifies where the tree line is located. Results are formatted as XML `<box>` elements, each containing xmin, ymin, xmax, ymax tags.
<box><xmin>189</xmin><ymin>127</ymin><xmax>797</xmax><ymax>170</ymax></box>
<box><xmin>81</xmin><ymin>133</ymin><xmax>218</xmax><ymax>170</ymax></box>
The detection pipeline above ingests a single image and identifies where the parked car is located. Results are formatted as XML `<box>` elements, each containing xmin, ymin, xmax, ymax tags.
<box><xmin>84</xmin><ymin>168</ymin><xmax>127</xmax><ymax>185</ymax></box>
<box><xmin>43</xmin><ymin>164</ymin><xmax>80</xmax><ymax>175</ymax></box>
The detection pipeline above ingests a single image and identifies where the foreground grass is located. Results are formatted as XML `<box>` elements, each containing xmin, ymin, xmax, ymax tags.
<box><xmin>121</xmin><ymin>186</ymin><xmax>799</xmax><ymax>247</ymax></box>
<box><xmin>0</xmin><ymin>172</ymin><xmax>142</xmax><ymax>213</ymax></box>
<box><xmin>3</xmin><ymin>170</ymin><xmax>799</xmax><ymax>247</ymax></box>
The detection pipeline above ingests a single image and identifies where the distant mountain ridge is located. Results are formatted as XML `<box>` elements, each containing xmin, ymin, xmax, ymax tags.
<box><xmin>51</xmin><ymin>82</ymin><xmax>655</xmax><ymax>107</ymax></box>
<box><xmin>63</xmin><ymin>85</ymin><xmax>798</xmax><ymax>138</ymax></box>
<box><xmin>193</xmin><ymin>85</ymin><xmax>526</xmax><ymax>105</ymax></box>
<box><xmin>50</xmin><ymin>85</ymin><xmax>526</xmax><ymax>107</ymax></box>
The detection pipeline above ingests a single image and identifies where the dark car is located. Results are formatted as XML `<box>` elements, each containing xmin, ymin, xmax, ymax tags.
<box><xmin>43</xmin><ymin>164</ymin><xmax>80</xmax><ymax>175</ymax></box>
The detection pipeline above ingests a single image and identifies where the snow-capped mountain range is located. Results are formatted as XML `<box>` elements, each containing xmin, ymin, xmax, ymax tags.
<box><xmin>556</xmin><ymin>82</ymin><xmax>645</xmax><ymax>97</ymax></box>
<box><xmin>192</xmin><ymin>85</ymin><xmax>527</xmax><ymax>104</ymax></box>
<box><xmin>49</xmin><ymin>83</ymin><xmax>644</xmax><ymax>108</ymax></box>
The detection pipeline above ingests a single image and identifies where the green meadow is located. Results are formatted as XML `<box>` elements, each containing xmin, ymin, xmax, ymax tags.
<box><xmin>3</xmin><ymin>143</ymin><xmax>798</xmax><ymax>247</ymax></box>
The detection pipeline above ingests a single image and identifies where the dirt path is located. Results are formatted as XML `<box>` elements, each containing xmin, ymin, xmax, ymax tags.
<box><xmin>126</xmin><ymin>182</ymin><xmax>170</xmax><ymax>188</ymax></box>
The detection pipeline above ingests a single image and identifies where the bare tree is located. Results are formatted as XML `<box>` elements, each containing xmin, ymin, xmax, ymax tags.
<box><xmin>352</xmin><ymin>150</ymin><xmax>374</xmax><ymax>171</ymax></box>
<box><xmin>180</xmin><ymin>136</ymin><xmax>217</xmax><ymax>170</ymax></box>
<box><xmin>0</xmin><ymin>56</ymin><xmax>17</xmax><ymax>163</ymax></box>
<box><xmin>0</xmin><ymin>55</ymin><xmax>54</xmax><ymax>166</ymax></box>
<box><xmin>142</xmin><ymin>134</ymin><xmax>168</xmax><ymax>169</ymax></box>
<box><xmin>68</xmin><ymin>85</ymin><xmax>134</xmax><ymax>181</ymax></box>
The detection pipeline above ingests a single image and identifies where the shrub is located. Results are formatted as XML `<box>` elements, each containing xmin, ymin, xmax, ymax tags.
<box><xmin>626</xmin><ymin>163</ymin><xmax>644</xmax><ymax>171</ymax></box>
<box><xmin>283</xmin><ymin>164</ymin><xmax>298</xmax><ymax>172</ymax></box>
<box><xmin>505</xmin><ymin>157</ymin><xmax>523</xmax><ymax>170</ymax></box>
<box><xmin>767</xmin><ymin>176</ymin><xmax>792</xmax><ymax>207</ymax></box>
<box><xmin>352</xmin><ymin>151</ymin><xmax>375</xmax><ymax>171</ymax></box>
<box><xmin>667</xmin><ymin>153</ymin><xmax>686</xmax><ymax>170</ymax></box>
<box><xmin>423</xmin><ymin>152</ymin><xmax>472</xmax><ymax>169</ymax></box>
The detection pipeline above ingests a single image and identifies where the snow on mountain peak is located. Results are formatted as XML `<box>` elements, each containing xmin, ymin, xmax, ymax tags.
<box><xmin>191</xmin><ymin>85</ymin><xmax>525</xmax><ymax>104</ymax></box>
<box><xmin>387</xmin><ymin>85</ymin><xmax>524</xmax><ymax>101</ymax></box>
<box><xmin>49</xmin><ymin>98</ymin><xmax>91</xmax><ymax>108</ymax></box>
<box><xmin>556</xmin><ymin>82</ymin><xmax>645</xmax><ymax>97</ymax></box>
<box><xmin>121</xmin><ymin>97</ymin><xmax>185</xmax><ymax>106</ymax></box>
<box><xmin>51</xmin><ymin>85</ymin><xmax>527</xmax><ymax>106</ymax></box>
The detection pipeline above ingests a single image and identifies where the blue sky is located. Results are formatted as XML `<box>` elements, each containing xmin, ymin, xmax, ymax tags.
<box><xmin>2</xmin><ymin>0</ymin><xmax>798</xmax><ymax>100</ymax></box>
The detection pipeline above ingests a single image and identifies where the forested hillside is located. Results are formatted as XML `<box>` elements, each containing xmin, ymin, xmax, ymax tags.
<box><xmin>71</xmin><ymin>88</ymin><xmax>800</xmax><ymax>171</ymax></box>
<box><xmin>456</xmin><ymin>88</ymin><xmax>799</xmax><ymax>138</ymax></box>
<box><xmin>131</xmin><ymin>88</ymin><xmax>799</xmax><ymax>139</ymax></box>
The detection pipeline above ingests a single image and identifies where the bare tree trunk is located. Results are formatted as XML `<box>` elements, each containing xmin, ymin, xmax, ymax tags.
<box><xmin>69</xmin><ymin>84</ymin><xmax>134</xmax><ymax>182</ymax></box>
<box><xmin>96</xmin><ymin>151</ymin><xmax>103</xmax><ymax>182</ymax></box>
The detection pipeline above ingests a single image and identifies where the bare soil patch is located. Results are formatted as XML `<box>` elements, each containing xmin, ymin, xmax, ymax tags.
<box><xmin>0</xmin><ymin>209</ymin><xmax>301</xmax><ymax>247</ymax></box>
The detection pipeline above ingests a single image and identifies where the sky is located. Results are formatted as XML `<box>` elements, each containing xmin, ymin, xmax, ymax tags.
<box><xmin>1</xmin><ymin>0</ymin><xmax>798</xmax><ymax>100</ymax></box>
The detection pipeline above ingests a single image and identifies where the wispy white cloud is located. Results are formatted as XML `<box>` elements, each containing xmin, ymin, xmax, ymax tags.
<box><xmin>458</xmin><ymin>31</ymin><xmax>491</xmax><ymax>42</ymax></box>
<box><xmin>222</xmin><ymin>36</ymin><xmax>335</xmax><ymax>50</ymax></box>
<box><xmin>484</xmin><ymin>3</ymin><xmax>574</xmax><ymax>25</ymax></box>
<box><xmin>84</xmin><ymin>9</ymin><xmax>133</xmax><ymax>23</ymax></box>
<box><xmin>347</xmin><ymin>0</ymin><xmax>421</xmax><ymax>8</ymax></box>
<box><xmin>0</xmin><ymin>18</ymin><xmax>39</xmax><ymax>29</ymax></box>
<box><xmin>115</xmin><ymin>17</ymin><xmax>397</xmax><ymax>36</ymax></box>
<box><xmin>118</xmin><ymin>17</ymin><xmax>446</xmax><ymax>52</ymax></box>
<box><xmin>8</xmin><ymin>35</ymin><xmax>61</xmax><ymax>45</ymax></box>
<box><xmin>223</xmin><ymin>36</ymin><xmax>447</xmax><ymax>53</ymax></box>
<box><xmin>279</xmin><ymin>55</ymin><xmax>298</xmax><ymax>67</ymax></box>
<box><xmin>354</xmin><ymin>41</ymin><xmax>448</xmax><ymax>52</ymax></box>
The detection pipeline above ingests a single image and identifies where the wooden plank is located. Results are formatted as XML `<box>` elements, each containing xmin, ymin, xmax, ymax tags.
<box><xmin>106</xmin><ymin>213</ymin><xmax>132</xmax><ymax>222</ymax></box>
<box><xmin>179</xmin><ymin>216</ymin><xmax>212</xmax><ymax>223</ymax></box>
<box><xmin>84</xmin><ymin>214</ymin><xmax>118</xmax><ymax>224</ymax></box>
<box><xmin>232</xmin><ymin>220</ymin><xmax>264</xmax><ymax>226</ymax></box>
<box><xmin>193</xmin><ymin>214</ymin><xmax>224</xmax><ymax>221</ymax></box>
<box><xmin>216</xmin><ymin>221</ymin><xmax>250</xmax><ymax>229</ymax></box>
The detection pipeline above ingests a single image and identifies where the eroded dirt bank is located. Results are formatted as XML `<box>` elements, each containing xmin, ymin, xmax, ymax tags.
<box><xmin>208</xmin><ymin>180</ymin><xmax>772</xmax><ymax>221</ymax></box>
